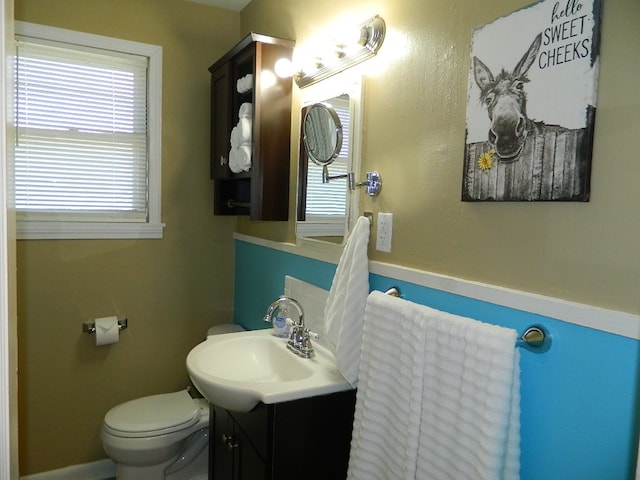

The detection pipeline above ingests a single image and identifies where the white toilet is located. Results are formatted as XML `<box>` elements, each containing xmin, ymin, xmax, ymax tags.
<box><xmin>101</xmin><ymin>324</ymin><xmax>245</xmax><ymax>480</ymax></box>
<box><xmin>101</xmin><ymin>390</ymin><xmax>209</xmax><ymax>480</ymax></box>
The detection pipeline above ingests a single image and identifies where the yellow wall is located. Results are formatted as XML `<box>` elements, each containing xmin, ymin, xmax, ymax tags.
<box><xmin>12</xmin><ymin>0</ymin><xmax>640</xmax><ymax>475</ymax></box>
<box><xmin>239</xmin><ymin>0</ymin><xmax>640</xmax><ymax>316</ymax></box>
<box><xmin>4</xmin><ymin>0</ymin><xmax>19</xmax><ymax>476</ymax></box>
<box><xmin>14</xmin><ymin>0</ymin><xmax>241</xmax><ymax>474</ymax></box>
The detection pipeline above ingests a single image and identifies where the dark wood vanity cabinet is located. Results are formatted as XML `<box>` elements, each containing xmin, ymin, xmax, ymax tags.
<box><xmin>209</xmin><ymin>390</ymin><xmax>357</xmax><ymax>480</ymax></box>
<box><xmin>209</xmin><ymin>33</ymin><xmax>294</xmax><ymax>221</ymax></box>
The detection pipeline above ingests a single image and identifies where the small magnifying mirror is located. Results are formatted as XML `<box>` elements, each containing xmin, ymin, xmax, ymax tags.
<box><xmin>303</xmin><ymin>103</ymin><xmax>343</xmax><ymax>166</ymax></box>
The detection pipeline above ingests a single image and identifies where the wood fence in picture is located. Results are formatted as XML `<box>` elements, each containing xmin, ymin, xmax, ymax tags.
<box><xmin>463</xmin><ymin>126</ymin><xmax>591</xmax><ymax>201</ymax></box>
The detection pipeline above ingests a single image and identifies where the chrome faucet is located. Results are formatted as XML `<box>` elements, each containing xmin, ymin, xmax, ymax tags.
<box><xmin>263</xmin><ymin>296</ymin><xmax>315</xmax><ymax>359</ymax></box>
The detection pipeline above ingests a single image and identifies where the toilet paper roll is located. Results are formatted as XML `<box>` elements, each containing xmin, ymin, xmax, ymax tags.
<box><xmin>95</xmin><ymin>316</ymin><xmax>119</xmax><ymax>346</ymax></box>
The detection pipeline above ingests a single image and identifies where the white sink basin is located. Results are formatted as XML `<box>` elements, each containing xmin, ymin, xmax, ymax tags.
<box><xmin>186</xmin><ymin>329</ymin><xmax>352</xmax><ymax>412</ymax></box>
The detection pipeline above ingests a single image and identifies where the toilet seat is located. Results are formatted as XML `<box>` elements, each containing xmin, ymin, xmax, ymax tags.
<box><xmin>103</xmin><ymin>390</ymin><xmax>202</xmax><ymax>438</ymax></box>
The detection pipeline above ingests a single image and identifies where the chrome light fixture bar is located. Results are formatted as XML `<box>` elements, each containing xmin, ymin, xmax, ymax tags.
<box><xmin>295</xmin><ymin>15</ymin><xmax>386</xmax><ymax>88</ymax></box>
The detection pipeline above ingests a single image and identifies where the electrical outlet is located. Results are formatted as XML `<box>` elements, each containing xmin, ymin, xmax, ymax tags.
<box><xmin>376</xmin><ymin>213</ymin><xmax>393</xmax><ymax>253</ymax></box>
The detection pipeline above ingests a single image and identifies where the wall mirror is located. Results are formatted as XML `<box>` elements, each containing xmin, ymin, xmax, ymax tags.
<box><xmin>296</xmin><ymin>75</ymin><xmax>364</xmax><ymax>244</ymax></box>
<box><xmin>303</xmin><ymin>103</ymin><xmax>343</xmax><ymax>166</ymax></box>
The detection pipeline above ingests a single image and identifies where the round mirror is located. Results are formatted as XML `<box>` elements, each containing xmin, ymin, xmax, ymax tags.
<box><xmin>303</xmin><ymin>103</ymin><xmax>343</xmax><ymax>166</ymax></box>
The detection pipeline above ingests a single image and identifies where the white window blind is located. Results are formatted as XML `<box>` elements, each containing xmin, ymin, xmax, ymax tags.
<box><xmin>14</xmin><ymin>21</ymin><xmax>163</xmax><ymax>240</ymax></box>
<box><xmin>15</xmin><ymin>40</ymin><xmax>149</xmax><ymax>222</ymax></box>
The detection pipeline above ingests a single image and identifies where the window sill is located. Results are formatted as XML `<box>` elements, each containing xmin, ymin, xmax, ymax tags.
<box><xmin>17</xmin><ymin>221</ymin><xmax>165</xmax><ymax>240</ymax></box>
<box><xmin>296</xmin><ymin>220</ymin><xmax>346</xmax><ymax>238</ymax></box>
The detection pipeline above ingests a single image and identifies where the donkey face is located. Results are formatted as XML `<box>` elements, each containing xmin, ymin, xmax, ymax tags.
<box><xmin>473</xmin><ymin>34</ymin><xmax>542</xmax><ymax>161</ymax></box>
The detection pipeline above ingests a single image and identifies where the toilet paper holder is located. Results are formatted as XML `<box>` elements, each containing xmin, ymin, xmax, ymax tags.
<box><xmin>82</xmin><ymin>318</ymin><xmax>128</xmax><ymax>334</ymax></box>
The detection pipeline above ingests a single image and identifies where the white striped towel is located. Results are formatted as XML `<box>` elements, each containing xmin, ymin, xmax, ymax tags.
<box><xmin>415</xmin><ymin>305</ymin><xmax>520</xmax><ymax>480</ymax></box>
<box><xmin>323</xmin><ymin>215</ymin><xmax>370</xmax><ymax>387</ymax></box>
<box><xmin>347</xmin><ymin>291</ymin><xmax>520</xmax><ymax>480</ymax></box>
<box><xmin>347</xmin><ymin>290</ymin><xmax>427</xmax><ymax>480</ymax></box>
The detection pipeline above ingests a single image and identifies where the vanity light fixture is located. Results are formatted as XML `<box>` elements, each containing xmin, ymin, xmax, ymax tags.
<box><xmin>292</xmin><ymin>15</ymin><xmax>386</xmax><ymax>88</ymax></box>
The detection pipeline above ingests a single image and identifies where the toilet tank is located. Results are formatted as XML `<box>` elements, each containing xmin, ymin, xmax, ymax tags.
<box><xmin>207</xmin><ymin>324</ymin><xmax>245</xmax><ymax>336</ymax></box>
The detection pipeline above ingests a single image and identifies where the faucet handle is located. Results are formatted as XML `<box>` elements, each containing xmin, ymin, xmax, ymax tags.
<box><xmin>306</xmin><ymin>329</ymin><xmax>320</xmax><ymax>340</ymax></box>
<box><xmin>287</xmin><ymin>325</ymin><xmax>316</xmax><ymax>359</ymax></box>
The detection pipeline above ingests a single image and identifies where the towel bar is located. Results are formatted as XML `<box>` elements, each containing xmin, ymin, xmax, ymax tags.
<box><xmin>382</xmin><ymin>286</ymin><xmax>551</xmax><ymax>352</ymax></box>
<box><xmin>226</xmin><ymin>199</ymin><xmax>250</xmax><ymax>209</ymax></box>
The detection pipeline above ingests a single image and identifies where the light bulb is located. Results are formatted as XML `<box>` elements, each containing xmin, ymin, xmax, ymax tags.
<box><xmin>260</xmin><ymin>70</ymin><xmax>276</xmax><ymax>88</ymax></box>
<box><xmin>274</xmin><ymin>58</ymin><xmax>294</xmax><ymax>78</ymax></box>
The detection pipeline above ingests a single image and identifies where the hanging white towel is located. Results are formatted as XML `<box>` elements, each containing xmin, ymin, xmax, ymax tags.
<box><xmin>347</xmin><ymin>291</ymin><xmax>428</xmax><ymax>480</ymax></box>
<box><xmin>347</xmin><ymin>291</ymin><xmax>520</xmax><ymax>480</ymax></box>
<box><xmin>415</xmin><ymin>306</ymin><xmax>520</xmax><ymax>480</ymax></box>
<box><xmin>323</xmin><ymin>215</ymin><xmax>370</xmax><ymax>387</ymax></box>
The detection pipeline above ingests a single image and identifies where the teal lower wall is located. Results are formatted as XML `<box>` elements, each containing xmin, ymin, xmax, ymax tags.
<box><xmin>234</xmin><ymin>239</ymin><xmax>640</xmax><ymax>480</ymax></box>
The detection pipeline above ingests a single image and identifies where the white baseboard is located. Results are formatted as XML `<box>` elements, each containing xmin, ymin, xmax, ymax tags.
<box><xmin>20</xmin><ymin>459</ymin><xmax>116</xmax><ymax>480</ymax></box>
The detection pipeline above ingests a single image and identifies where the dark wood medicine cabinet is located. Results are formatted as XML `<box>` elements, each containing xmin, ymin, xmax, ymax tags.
<box><xmin>209</xmin><ymin>33</ymin><xmax>294</xmax><ymax>221</ymax></box>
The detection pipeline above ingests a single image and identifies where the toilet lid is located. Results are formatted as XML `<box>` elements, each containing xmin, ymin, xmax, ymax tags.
<box><xmin>104</xmin><ymin>390</ymin><xmax>201</xmax><ymax>438</ymax></box>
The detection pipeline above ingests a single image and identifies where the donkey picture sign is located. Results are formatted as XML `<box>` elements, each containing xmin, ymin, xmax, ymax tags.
<box><xmin>462</xmin><ymin>0</ymin><xmax>602</xmax><ymax>202</ymax></box>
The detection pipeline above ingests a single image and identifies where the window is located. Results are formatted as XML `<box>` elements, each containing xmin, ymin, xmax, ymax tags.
<box><xmin>14</xmin><ymin>22</ymin><xmax>163</xmax><ymax>239</ymax></box>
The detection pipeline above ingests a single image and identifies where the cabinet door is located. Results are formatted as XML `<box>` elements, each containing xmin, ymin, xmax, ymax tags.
<box><xmin>210</xmin><ymin>62</ymin><xmax>232</xmax><ymax>179</ymax></box>
<box><xmin>213</xmin><ymin>405</ymin><xmax>267</xmax><ymax>480</ymax></box>
<box><xmin>234</xmin><ymin>424</ymin><xmax>267</xmax><ymax>480</ymax></box>
<box><xmin>212</xmin><ymin>406</ymin><xmax>234</xmax><ymax>479</ymax></box>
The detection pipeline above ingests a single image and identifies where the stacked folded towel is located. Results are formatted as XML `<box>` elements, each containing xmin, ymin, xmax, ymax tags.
<box><xmin>229</xmin><ymin>103</ymin><xmax>253</xmax><ymax>173</ymax></box>
<box><xmin>236</xmin><ymin>74</ymin><xmax>253</xmax><ymax>94</ymax></box>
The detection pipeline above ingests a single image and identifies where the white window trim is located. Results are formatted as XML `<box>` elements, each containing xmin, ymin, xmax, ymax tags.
<box><xmin>14</xmin><ymin>21</ymin><xmax>164</xmax><ymax>240</ymax></box>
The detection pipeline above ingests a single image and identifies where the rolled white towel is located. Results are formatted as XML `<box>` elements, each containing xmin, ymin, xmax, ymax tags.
<box><xmin>230</xmin><ymin>125</ymin><xmax>240</xmax><ymax>150</ymax></box>
<box><xmin>238</xmin><ymin>102</ymin><xmax>253</xmax><ymax>118</ymax></box>
<box><xmin>236</xmin><ymin>74</ymin><xmax>253</xmax><ymax>94</ymax></box>
<box><xmin>237</xmin><ymin>117</ymin><xmax>252</xmax><ymax>144</ymax></box>
<box><xmin>228</xmin><ymin>148</ymin><xmax>243</xmax><ymax>173</ymax></box>
<box><xmin>230</xmin><ymin>119</ymin><xmax>252</xmax><ymax>149</ymax></box>
<box><xmin>236</xmin><ymin>145</ymin><xmax>252</xmax><ymax>172</ymax></box>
